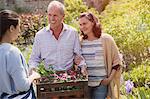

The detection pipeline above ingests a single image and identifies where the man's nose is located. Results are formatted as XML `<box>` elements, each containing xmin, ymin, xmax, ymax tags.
<box><xmin>50</xmin><ymin>16</ymin><xmax>55</xmax><ymax>20</ymax></box>
<box><xmin>80</xmin><ymin>25</ymin><xmax>84</xmax><ymax>29</ymax></box>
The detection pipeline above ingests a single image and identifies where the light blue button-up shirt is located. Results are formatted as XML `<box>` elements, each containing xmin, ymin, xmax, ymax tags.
<box><xmin>0</xmin><ymin>43</ymin><xmax>31</xmax><ymax>96</ymax></box>
<box><xmin>29</xmin><ymin>24</ymin><xmax>83</xmax><ymax>71</ymax></box>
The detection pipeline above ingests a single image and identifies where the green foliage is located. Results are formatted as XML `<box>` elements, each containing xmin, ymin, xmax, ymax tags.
<box><xmin>64</xmin><ymin>0</ymin><xmax>88</xmax><ymax>24</ymax></box>
<box><xmin>123</xmin><ymin>60</ymin><xmax>150</xmax><ymax>87</ymax></box>
<box><xmin>121</xmin><ymin>60</ymin><xmax>150</xmax><ymax>98</ymax></box>
<box><xmin>21</xmin><ymin>45</ymin><xmax>32</xmax><ymax>62</ymax></box>
<box><xmin>64</xmin><ymin>0</ymin><xmax>100</xmax><ymax>30</ymax></box>
<box><xmin>38</xmin><ymin>63</ymin><xmax>54</xmax><ymax>76</ymax></box>
<box><xmin>100</xmin><ymin>0</ymin><xmax>150</xmax><ymax>67</ymax></box>
<box><xmin>133</xmin><ymin>87</ymin><xmax>150</xmax><ymax>99</ymax></box>
<box><xmin>17</xmin><ymin>14</ymin><xmax>47</xmax><ymax>47</ymax></box>
<box><xmin>124</xmin><ymin>62</ymin><xmax>150</xmax><ymax>87</ymax></box>
<box><xmin>121</xmin><ymin>86</ymin><xmax>150</xmax><ymax>99</ymax></box>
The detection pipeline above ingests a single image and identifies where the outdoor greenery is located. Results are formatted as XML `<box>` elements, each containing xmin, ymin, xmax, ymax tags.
<box><xmin>123</xmin><ymin>60</ymin><xmax>150</xmax><ymax>87</ymax></box>
<box><xmin>121</xmin><ymin>60</ymin><xmax>150</xmax><ymax>98</ymax></box>
<box><xmin>4</xmin><ymin>0</ymin><xmax>149</xmax><ymax>98</ymax></box>
<box><xmin>101</xmin><ymin>0</ymin><xmax>150</xmax><ymax>68</ymax></box>
<box><xmin>100</xmin><ymin>0</ymin><xmax>150</xmax><ymax>98</ymax></box>
<box><xmin>64</xmin><ymin>0</ymin><xmax>100</xmax><ymax>30</ymax></box>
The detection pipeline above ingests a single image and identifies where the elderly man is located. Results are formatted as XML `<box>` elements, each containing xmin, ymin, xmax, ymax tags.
<box><xmin>29</xmin><ymin>1</ymin><xmax>86</xmax><ymax>73</ymax></box>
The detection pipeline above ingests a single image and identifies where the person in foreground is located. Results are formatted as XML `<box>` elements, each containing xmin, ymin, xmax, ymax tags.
<box><xmin>77</xmin><ymin>12</ymin><xmax>122</xmax><ymax>99</ymax></box>
<box><xmin>0</xmin><ymin>10</ymin><xmax>41</xmax><ymax>99</ymax></box>
<box><xmin>29</xmin><ymin>1</ymin><xmax>86</xmax><ymax>73</ymax></box>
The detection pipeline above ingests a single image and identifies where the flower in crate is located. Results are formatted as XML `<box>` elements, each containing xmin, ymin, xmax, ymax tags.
<box><xmin>37</xmin><ymin>64</ymin><xmax>87</xmax><ymax>83</ymax></box>
<box><xmin>59</xmin><ymin>72</ymin><xmax>68</xmax><ymax>81</ymax></box>
<box><xmin>56</xmin><ymin>72</ymin><xmax>76</xmax><ymax>82</ymax></box>
<box><xmin>67</xmin><ymin>70</ymin><xmax>77</xmax><ymax>80</ymax></box>
<box><xmin>125</xmin><ymin>80</ymin><xmax>134</xmax><ymax>94</ymax></box>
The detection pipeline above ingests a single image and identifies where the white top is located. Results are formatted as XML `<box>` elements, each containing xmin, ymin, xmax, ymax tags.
<box><xmin>81</xmin><ymin>38</ymin><xmax>107</xmax><ymax>86</ymax></box>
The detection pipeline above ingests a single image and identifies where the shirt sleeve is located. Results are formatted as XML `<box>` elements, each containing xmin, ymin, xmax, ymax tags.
<box><xmin>28</xmin><ymin>34</ymin><xmax>41</xmax><ymax>68</ymax></box>
<box><xmin>73</xmin><ymin>31</ymin><xmax>86</xmax><ymax>67</ymax></box>
<box><xmin>6</xmin><ymin>49</ymin><xmax>31</xmax><ymax>92</ymax></box>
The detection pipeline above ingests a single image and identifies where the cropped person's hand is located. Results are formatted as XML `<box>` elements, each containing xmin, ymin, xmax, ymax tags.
<box><xmin>28</xmin><ymin>71</ymin><xmax>41</xmax><ymax>83</ymax></box>
<box><xmin>29</xmin><ymin>67</ymin><xmax>37</xmax><ymax>76</ymax></box>
<box><xmin>31</xmin><ymin>71</ymin><xmax>41</xmax><ymax>79</ymax></box>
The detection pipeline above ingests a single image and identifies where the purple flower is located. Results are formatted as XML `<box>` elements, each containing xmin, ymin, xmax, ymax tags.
<box><xmin>125</xmin><ymin>80</ymin><xmax>134</xmax><ymax>94</ymax></box>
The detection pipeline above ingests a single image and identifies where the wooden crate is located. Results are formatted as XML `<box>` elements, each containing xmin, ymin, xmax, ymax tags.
<box><xmin>35</xmin><ymin>80</ymin><xmax>88</xmax><ymax>99</ymax></box>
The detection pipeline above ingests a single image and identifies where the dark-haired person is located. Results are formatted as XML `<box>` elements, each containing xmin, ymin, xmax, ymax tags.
<box><xmin>78</xmin><ymin>12</ymin><xmax>122</xmax><ymax>99</ymax></box>
<box><xmin>0</xmin><ymin>10</ymin><xmax>40</xmax><ymax>99</ymax></box>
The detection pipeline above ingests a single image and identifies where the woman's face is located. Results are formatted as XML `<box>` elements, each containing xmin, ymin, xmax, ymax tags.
<box><xmin>79</xmin><ymin>17</ymin><xmax>94</xmax><ymax>35</ymax></box>
<box><xmin>10</xmin><ymin>20</ymin><xmax>21</xmax><ymax>41</ymax></box>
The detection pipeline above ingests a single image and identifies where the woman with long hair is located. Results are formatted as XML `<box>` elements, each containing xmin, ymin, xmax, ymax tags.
<box><xmin>0</xmin><ymin>10</ymin><xmax>40</xmax><ymax>99</ymax></box>
<box><xmin>78</xmin><ymin>12</ymin><xmax>122</xmax><ymax>99</ymax></box>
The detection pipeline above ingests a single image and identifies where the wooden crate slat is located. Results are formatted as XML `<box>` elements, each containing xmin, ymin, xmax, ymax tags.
<box><xmin>39</xmin><ymin>90</ymin><xmax>84</xmax><ymax>97</ymax></box>
<box><xmin>36</xmin><ymin>80</ymin><xmax>88</xmax><ymax>98</ymax></box>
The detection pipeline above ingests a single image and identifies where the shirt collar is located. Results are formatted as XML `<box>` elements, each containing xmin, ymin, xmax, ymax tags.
<box><xmin>46</xmin><ymin>23</ymin><xmax>67</xmax><ymax>32</ymax></box>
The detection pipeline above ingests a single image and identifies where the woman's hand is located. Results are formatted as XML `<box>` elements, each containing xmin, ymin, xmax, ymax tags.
<box><xmin>101</xmin><ymin>69</ymin><xmax>117</xmax><ymax>85</ymax></box>
<box><xmin>81</xmin><ymin>66</ymin><xmax>88</xmax><ymax>77</ymax></box>
<box><xmin>74</xmin><ymin>55</ymin><xmax>83</xmax><ymax>71</ymax></box>
<box><xmin>101</xmin><ymin>77</ymin><xmax>111</xmax><ymax>85</ymax></box>
<box><xmin>29</xmin><ymin>67</ymin><xmax>37</xmax><ymax>76</ymax></box>
<box><xmin>74</xmin><ymin>55</ymin><xmax>83</xmax><ymax>65</ymax></box>
<box><xmin>28</xmin><ymin>71</ymin><xmax>41</xmax><ymax>83</ymax></box>
<box><xmin>31</xmin><ymin>71</ymin><xmax>41</xmax><ymax>79</ymax></box>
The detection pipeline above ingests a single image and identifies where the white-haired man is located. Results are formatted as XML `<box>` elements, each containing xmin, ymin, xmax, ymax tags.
<box><xmin>29</xmin><ymin>1</ymin><xmax>86</xmax><ymax>74</ymax></box>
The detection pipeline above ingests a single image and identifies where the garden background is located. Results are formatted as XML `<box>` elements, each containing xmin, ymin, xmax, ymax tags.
<box><xmin>0</xmin><ymin>0</ymin><xmax>150</xmax><ymax>98</ymax></box>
